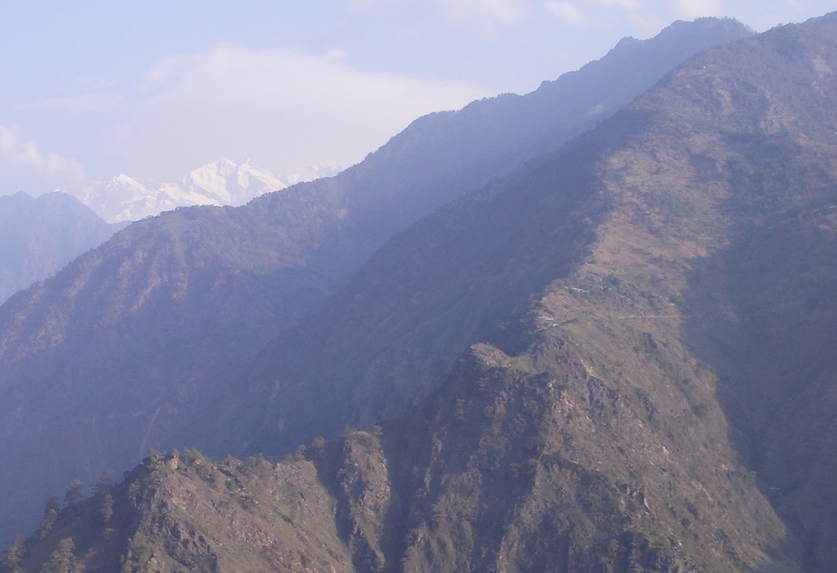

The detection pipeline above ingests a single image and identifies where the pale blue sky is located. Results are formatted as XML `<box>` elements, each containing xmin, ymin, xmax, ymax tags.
<box><xmin>0</xmin><ymin>1</ymin><xmax>833</xmax><ymax>195</ymax></box>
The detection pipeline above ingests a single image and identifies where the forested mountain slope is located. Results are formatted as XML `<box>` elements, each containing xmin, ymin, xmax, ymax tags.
<box><xmin>218</xmin><ymin>12</ymin><xmax>834</xmax><ymax>456</ymax></box>
<box><xmin>205</xmin><ymin>10</ymin><xmax>837</xmax><ymax>571</ymax></box>
<box><xmin>0</xmin><ymin>18</ymin><xmax>749</xmax><ymax>542</ymax></box>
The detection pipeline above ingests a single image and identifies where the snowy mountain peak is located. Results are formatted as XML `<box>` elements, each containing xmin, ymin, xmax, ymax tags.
<box><xmin>178</xmin><ymin>158</ymin><xmax>287</xmax><ymax>207</ymax></box>
<box><xmin>65</xmin><ymin>159</ymin><xmax>340</xmax><ymax>223</ymax></box>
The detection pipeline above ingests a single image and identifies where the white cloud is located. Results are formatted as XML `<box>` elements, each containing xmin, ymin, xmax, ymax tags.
<box><xmin>0</xmin><ymin>125</ymin><xmax>86</xmax><ymax>186</ymax></box>
<box><xmin>545</xmin><ymin>1</ymin><xmax>586</xmax><ymax>26</ymax></box>
<box><xmin>73</xmin><ymin>45</ymin><xmax>490</xmax><ymax>181</ymax></box>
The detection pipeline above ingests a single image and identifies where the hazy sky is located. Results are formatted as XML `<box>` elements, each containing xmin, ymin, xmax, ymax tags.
<box><xmin>0</xmin><ymin>1</ymin><xmax>833</xmax><ymax>195</ymax></box>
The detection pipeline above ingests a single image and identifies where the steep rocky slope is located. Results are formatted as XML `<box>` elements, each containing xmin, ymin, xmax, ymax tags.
<box><xmin>209</xmin><ymin>11</ymin><xmax>837</xmax><ymax>570</ymax></box>
<box><xmin>0</xmin><ymin>18</ymin><xmax>748</xmax><ymax>542</ymax></box>
<box><xmin>219</xmin><ymin>11</ymin><xmax>835</xmax><ymax>453</ymax></box>
<box><xmin>4</xmin><ymin>336</ymin><xmax>797</xmax><ymax>572</ymax></box>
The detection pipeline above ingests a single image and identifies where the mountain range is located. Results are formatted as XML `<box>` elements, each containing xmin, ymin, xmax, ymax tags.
<box><xmin>6</xmin><ymin>11</ymin><xmax>837</xmax><ymax>572</ymax></box>
<box><xmin>204</xmin><ymin>13</ymin><xmax>837</xmax><ymax>570</ymax></box>
<box><xmin>67</xmin><ymin>159</ymin><xmax>339</xmax><ymax>223</ymax></box>
<box><xmin>0</xmin><ymin>159</ymin><xmax>307</xmax><ymax>305</ymax></box>
<box><xmin>0</xmin><ymin>16</ymin><xmax>752</xmax><ymax>548</ymax></box>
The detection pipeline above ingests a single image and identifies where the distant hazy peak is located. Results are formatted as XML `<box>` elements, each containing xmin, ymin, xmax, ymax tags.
<box><xmin>0</xmin><ymin>191</ymin><xmax>118</xmax><ymax>304</ymax></box>
<box><xmin>64</xmin><ymin>158</ymin><xmax>340</xmax><ymax>223</ymax></box>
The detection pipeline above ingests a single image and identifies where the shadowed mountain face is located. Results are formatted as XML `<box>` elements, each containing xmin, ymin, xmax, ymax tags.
<box><xmin>0</xmin><ymin>192</ymin><xmax>123</xmax><ymax>304</ymax></box>
<box><xmin>216</xmin><ymin>12</ymin><xmax>836</xmax><ymax>454</ymax></box>
<box><xmin>0</xmin><ymin>18</ymin><xmax>751</xmax><ymax>542</ymax></box>
<box><xmin>199</xmin><ymin>11</ymin><xmax>836</xmax><ymax>571</ymax></box>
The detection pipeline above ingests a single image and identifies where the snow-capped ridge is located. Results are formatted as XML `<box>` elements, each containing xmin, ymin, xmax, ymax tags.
<box><xmin>65</xmin><ymin>159</ymin><xmax>340</xmax><ymax>223</ymax></box>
